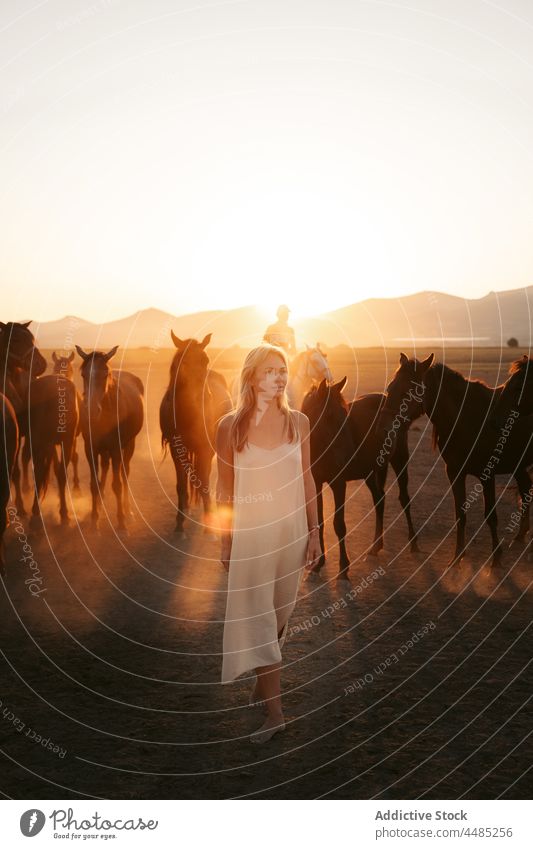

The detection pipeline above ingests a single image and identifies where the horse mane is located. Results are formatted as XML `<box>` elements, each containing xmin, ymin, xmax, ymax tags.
<box><xmin>426</xmin><ymin>362</ymin><xmax>492</xmax><ymax>404</ymax></box>
<box><xmin>303</xmin><ymin>382</ymin><xmax>349</xmax><ymax>412</ymax></box>
<box><xmin>508</xmin><ymin>355</ymin><xmax>531</xmax><ymax>376</ymax></box>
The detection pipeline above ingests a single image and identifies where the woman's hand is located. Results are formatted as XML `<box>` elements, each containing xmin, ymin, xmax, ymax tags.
<box><xmin>305</xmin><ymin>529</ymin><xmax>321</xmax><ymax>571</ymax></box>
<box><xmin>220</xmin><ymin>536</ymin><xmax>232</xmax><ymax>573</ymax></box>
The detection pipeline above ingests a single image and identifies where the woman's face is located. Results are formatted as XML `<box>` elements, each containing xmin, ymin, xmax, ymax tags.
<box><xmin>252</xmin><ymin>353</ymin><xmax>288</xmax><ymax>401</ymax></box>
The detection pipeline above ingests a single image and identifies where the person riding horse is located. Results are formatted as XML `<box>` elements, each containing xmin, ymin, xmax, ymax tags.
<box><xmin>263</xmin><ymin>305</ymin><xmax>297</xmax><ymax>355</ymax></box>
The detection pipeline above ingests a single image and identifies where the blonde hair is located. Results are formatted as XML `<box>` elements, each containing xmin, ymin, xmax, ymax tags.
<box><xmin>229</xmin><ymin>343</ymin><xmax>298</xmax><ymax>452</ymax></box>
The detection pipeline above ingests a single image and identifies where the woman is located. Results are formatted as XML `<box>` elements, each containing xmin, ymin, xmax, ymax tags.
<box><xmin>216</xmin><ymin>343</ymin><xmax>321</xmax><ymax>744</ymax></box>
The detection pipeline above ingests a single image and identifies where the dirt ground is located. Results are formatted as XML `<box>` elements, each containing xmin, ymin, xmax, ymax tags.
<box><xmin>0</xmin><ymin>346</ymin><xmax>531</xmax><ymax>799</ymax></box>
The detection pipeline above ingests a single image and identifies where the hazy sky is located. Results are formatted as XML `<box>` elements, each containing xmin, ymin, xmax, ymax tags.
<box><xmin>2</xmin><ymin>0</ymin><xmax>533</xmax><ymax>322</ymax></box>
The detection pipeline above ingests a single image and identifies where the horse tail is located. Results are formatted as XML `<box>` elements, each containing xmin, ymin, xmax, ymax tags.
<box><xmin>35</xmin><ymin>444</ymin><xmax>55</xmax><ymax>499</ymax></box>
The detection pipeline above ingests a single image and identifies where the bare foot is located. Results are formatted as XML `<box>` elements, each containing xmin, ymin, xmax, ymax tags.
<box><xmin>250</xmin><ymin>714</ymin><xmax>285</xmax><ymax>744</ymax></box>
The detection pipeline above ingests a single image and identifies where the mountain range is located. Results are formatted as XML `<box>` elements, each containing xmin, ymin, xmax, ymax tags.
<box><xmin>21</xmin><ymin>286</ymin><xmax>533</xmax><ymax>350</ymax></box>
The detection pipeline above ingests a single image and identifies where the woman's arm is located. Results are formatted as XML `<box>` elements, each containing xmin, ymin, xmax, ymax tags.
<box><xmin>215</xmin><ymin>414</ymin><xmax>235</xmax><ymax>569</ymax></box>
<box><xmin>298</xmin><ymin>411</ymin><xmax>321</xmax><ymax>569</ymax></box>
<box><xmin>298</xmin><ymin>412</ymin><xmax>318</xmax><ymax>530</ymax></box>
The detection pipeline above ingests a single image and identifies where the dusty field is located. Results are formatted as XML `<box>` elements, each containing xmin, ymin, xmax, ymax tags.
<box><xmin>0</xmin><ymin>346</ymin><xmax>531</xmax><ymax>799</ymax></box>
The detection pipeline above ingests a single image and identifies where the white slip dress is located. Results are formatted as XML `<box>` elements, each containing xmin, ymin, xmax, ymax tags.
<box><xmin>221</xmin><ymin>432</ymin><xmax>309</xmax><ymax>683</ymax></box>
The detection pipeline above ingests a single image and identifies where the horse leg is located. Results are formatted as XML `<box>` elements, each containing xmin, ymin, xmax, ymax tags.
<box><xmin>100</xmin><ymin>450</ymin><xmax>110</xmax><ymax>492</ymax></box>
<box><xmin>512</xmin><ymin>468</ymin><xmax>531</xmax><ymax>544</ymax></box>
<box><xmin>171</xmin><ymin>453</ymin><xmax>189</xmax><ymax>535</ymax></box>
<box><xmin>11</xmin><ymin>450</ymin><xmax>26</xmax><ymax>516</ymax></box>
<box><xmin>111</xmin><ymin>452</ymin><xmax>126</xmax><ymax>530</ymax></box>
<box><xmin>196</xmin><ymin>449</ymin><xmax>214</xmax><ymax>533</ymax></box>
<box><xmin>310</xmin><ymin>482</ymin><xmax>325</xmax><ymax>572</ymax></box>
<box><xmin>22</xmin><ymin>438</ymin><xmax>32</xmax><ymax>493</ymax></box>
<box><xmin>0</xmin><ymin>483</ymin><xmax>10</xmax><ymax>577</ymax></box>
<box><xmin>71</xmin><ymin>438</ymin><xmax>80</xmax><ymax>491</ymax></box>
<box><xmin>481</xmin><ymin>476</ymin><xmax>502</xmax><ymax>568</ymax></box>
<box><xmin>53</xmin><ymin>445</ymin><xmax>69</xmax><ymax>525</ymax></box>
<box><xmin>30</xmin><ymin>444</ymin><xmax>53</xmax><ymax>531</ymax></box>
<box><xmin>366</xmin><ymin>470</ymin><xmax>385</xmax><ymax>556</ymax></box>
<box><xmin>85</xmin><ymin>444</ymin><xmax>100</xmax><ymax>528</ymax></box>
<box><xmin>390</xmin><ymin>437</ymin><xmax>419</xmax><ymax>552</ymax></box>
<box><xmin>121</xmin><ymin>440</ymin><xmax>135</xmax><ymax>518</ymax></box>
<box><xmin>331</xmin><ymin>478</ymin><xmax>350</xmax><ymax>578</ymax></box>
<box><xmin>448</xmin><ymin>469</ymin><xmax>467</xmax><ymax>566</ymax></box>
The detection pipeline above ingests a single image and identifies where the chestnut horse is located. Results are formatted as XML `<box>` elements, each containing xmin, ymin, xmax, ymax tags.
<box><xmin>76</xmin><ymin>345</ymin><xmax>144</xmax><ymax>530</ymax></box>
<box><xmin>159</xmin><ymin>332</ymin><xmax>232</xmax><ymax>536</ymax></box>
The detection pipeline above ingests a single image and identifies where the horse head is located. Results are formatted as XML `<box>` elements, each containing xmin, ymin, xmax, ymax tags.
<box><xmin>75</xmin><ymin>345</ymin><xmax>118</xmax><ymax>416</ymax></box>
<box><xmin>493</xmin><ymin>355</ymin><xmax>533</xmax><ymax>418</ymax></box>
<box><xmin>52</xmin><ymin>350</ymin><xmax>75</xmax><ymax>379</ymax></box>
<box><xmin>302</xmin><ymin>375</ymin><xmax>354</xmax><ymax>472</ymax></box>
<box><xmin>0</xmin><ymin>321</ymin><xmax>47</xmax><ymax>378</ymax></box>
<box><xmin>169</xmin><ymin>332</ymin><xmax>211</xmax><ymax>395</ymax></box>
<box><xmin>303</xmin><ymin>343</ymin><xmax>333</xmax><ymax>384</ymax></box>
<box><xmin>378</xmin><ymin>352</ymin><xmax>434</xmax><ymax>437</ymax></box>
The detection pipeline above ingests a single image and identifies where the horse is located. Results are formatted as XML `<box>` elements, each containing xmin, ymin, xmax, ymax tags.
<box><xmin>75</xmin><ymin>345</ymin><xmax>144</xmax><ymax>530</ymax></box>
<box><xmin>50</xmin><ymin>351</ymin><xmax>81</xmax><ymax>490</ymax></box>
<box><xmin>160</xmin><ymin>332</ymin><xmax>233</xmax><ymax>536</ymax></box>
<box><xmin>0</xmin><ymin>393</ymin><xmax>18</xmax><ymax>575</ymax></box>
<box><xmin>0</xmin><ymin>321</ymin><xmax>47</xmax><ymax>516</ymax></box>
<box><xmin>380</xmin><ymin>353</ymin><xmax>533</xmax><ymax>568</ymax></box>
<box><xmin>288</xmin><ymin>344</ymin><xmax>332</xmax><ymax>408</ymax></box>
<box><xmin>302</xmin><ymin>379</ymin><xmax>419</xmax><ymax>578</ymax></box>
<box><xmin>25</xmin><ymin>371</ymin><xmax>80</xmax><ymax>529</ymax></box>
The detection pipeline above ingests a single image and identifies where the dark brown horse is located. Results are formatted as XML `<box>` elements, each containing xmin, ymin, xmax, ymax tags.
<box><xmin>75</xmin><ymin>345</ymin><xmax>144</xmax><ymax>531</ymax></box>
<box><xmin>160</xmin><ymin>332</ymin><xmax>232</xmax><ymax>536</ymax></box>
<box><xmin>0</xmin><ymin>393</ymin><xmax>18</xmax><ymax>575</ymax></box>
<box><xmin>50</xmin><ymin>351</ymin><xmax>81</xmax><ymax>490</ymax></box>
<box><xmin>21</xmin><ymin>351</ymin><xmax>79</xmax><ymax>491</ymax></box>
<box><xmin>380</xmin><ymin>353</ymin><xmax>533</xmax><ymax>567</ymax></box>
<box><xmin>25</xmin><ymin>372</ymin><xmax>80</xmax><ymax>529</ymax></box>
<box><xmin>0</xmin><ymin>321</ymin><xmax>47</xmax><ymax>517</ymax></box>
<box><xmin>302</xmin><ymin>378</ymin><xmax>419</xmax><ymax>578</ymax></box>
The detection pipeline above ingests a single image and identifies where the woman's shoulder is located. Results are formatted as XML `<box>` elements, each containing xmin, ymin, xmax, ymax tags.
<box><xmin>289</xmin><ymin>408</ymin><xmax>309</xmax><ymax>423</ymax></box>
<box><xmin>289</xmin><ymin>409</ymin><xmax>310</xmax><ymax>436</ymax></box>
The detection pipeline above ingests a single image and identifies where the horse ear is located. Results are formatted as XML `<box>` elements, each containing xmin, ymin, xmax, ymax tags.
<box><xmin>317</xmin><ymin>378</ymin><xmax>328</xmax><ymax>395</ymax></box>
<box><xmin>332</xmin><ymin>376</ymin><xmax>347</xmax><ymax>394</ymax></box>
<box><xmin>52</xmin><ymin>351</ymin><xmax>58</xmax><ymax>362</ymax></box>
<box><xmin>199</xmin><ymin>333</ymin><xmax>212</xmax><ymax>350</ymax></box>
<box><xmin>104</xmin><ymin>345</ymin><xmax>119</xmax><ymax>362</ymax></box>
<box><xmin>420</xmin><ymin>353</ymin><xmax>434</xmax><ymax>372</ymax></box>
<box><xmin>171</xmin><ymin>330</ymin><xmax>183</xmax><ymax>348</ymax></box>
<box><xmin>21</xmin><ymin>320</ymin><xmax>32</xmax><ymax>329</ymax></box>
<box><xmin>0</xmin><ymin>322</ymin><xmax>6</xmax><ymax>331</ymax></box>
<box><xmin>75</xmin><ymin>345</ymin><xmax>89</xmax><ymax>361</ymax></box>
<box><xmin>68</xmin><ymin>351</ymin><xmax>75</xmax><ymax>362</ymax></box>
<box><xmin>400</xmin><ymin>352</ymin><xmax>409</xmax><ymax>365</ymax></box>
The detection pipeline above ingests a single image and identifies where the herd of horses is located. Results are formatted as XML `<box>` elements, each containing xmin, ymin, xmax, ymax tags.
<box><xmin>1</xmin><ymin>320</ymin><xmax>532</xmax><ymax>578</ymax></box>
